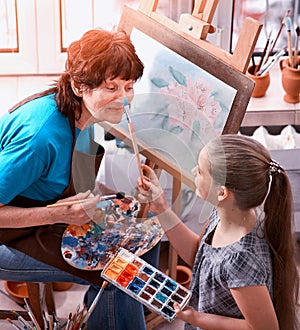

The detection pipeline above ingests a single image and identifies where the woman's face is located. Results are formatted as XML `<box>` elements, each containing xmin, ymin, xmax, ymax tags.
<box><xmin>192</xmin><ymin>147</ymin><xmax>218</xmax><ymax>204</ymax></box>
<box><xmin>81</xmin><ymin>78</ymin><xmax>134</xmax><ymax>124</ymax></box>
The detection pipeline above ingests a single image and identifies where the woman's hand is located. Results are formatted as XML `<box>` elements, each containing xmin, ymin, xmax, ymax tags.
<box><xmin>136</xmin><ymin>164</ymin><xmax>168</xmax><ymax>215</ymax></box>
<box><xmin>51</xmin><ymin>190</ymin><xmax>100</xmax><ymax>226</ymax></box>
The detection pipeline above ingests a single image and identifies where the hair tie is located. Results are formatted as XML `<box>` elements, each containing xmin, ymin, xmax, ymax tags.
<box><xmin>262</xmin><ymin>160</ymin><xmax>283</xmax><ymax>205</ymax></box>
<box><xmin>269</xmin><ymin>160</ymin><xmax>282</xmax><ymax>175</ymax></box>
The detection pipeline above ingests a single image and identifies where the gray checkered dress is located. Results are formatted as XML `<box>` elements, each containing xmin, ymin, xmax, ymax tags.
<box><xmin>185</xmin><ymin>209</ymin><xmax>273</xmax><ymax>330</ymax></box>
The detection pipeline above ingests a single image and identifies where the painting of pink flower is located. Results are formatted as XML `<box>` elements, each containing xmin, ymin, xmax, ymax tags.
<box><xmin>151</xmin><ymin>66</ymin><xmax>223</xmax><ymax>138</ymax></box>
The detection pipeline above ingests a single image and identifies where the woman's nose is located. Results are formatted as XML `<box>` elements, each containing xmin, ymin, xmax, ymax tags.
<box><xmin>117</xmin><ymin>90</ymin><xmax>133</xmax><ymax>103</ymax></box>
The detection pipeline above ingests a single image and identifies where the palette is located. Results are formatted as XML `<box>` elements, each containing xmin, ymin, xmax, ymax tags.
<box><xmin>101</xmin><ymin>248</ymin><xmax>192</xmax><ymax>322</ymax></box>
<box><xmin>61</xmin><ymin>196</ymin><xmax>164</xmax><ymax>270</ymax></box>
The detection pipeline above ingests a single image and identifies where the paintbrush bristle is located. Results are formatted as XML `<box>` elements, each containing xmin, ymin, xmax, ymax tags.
<box><xmin>123</xmin><ymin>98</ymin><xmax>131</xmax><ymax>122</ymax></box>
<box><xmin>285</xmin><ymin>16</ymin><xmax>292</xmax><ymax>31</ymax></box>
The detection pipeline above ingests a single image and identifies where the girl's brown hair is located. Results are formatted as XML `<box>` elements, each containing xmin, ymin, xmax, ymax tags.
<box><xmin>206</xmin><ymin>134</ymin><xmax>299</xmax><ymax>330</ymax></box>
<box><xmin>55</xmin><ymin>29</ymin><xmax>144</xmax><ymax>121</ymax></box>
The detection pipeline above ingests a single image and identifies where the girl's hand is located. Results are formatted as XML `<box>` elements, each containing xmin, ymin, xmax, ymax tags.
<box><xmin>136</xmin><ymin>164</ymin><xmax>168</xmax><ymax>215</ymax></box>
<box><xmin>174</xmin><ymin>302</ymin><xmax>197</xmax><ymax>324</ymax></box>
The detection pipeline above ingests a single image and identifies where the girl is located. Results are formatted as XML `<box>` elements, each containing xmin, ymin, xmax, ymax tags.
<box><xmin>137</xmin><ymin>134</ymin><xmax>299</xmax><ymax>330</ymax></box>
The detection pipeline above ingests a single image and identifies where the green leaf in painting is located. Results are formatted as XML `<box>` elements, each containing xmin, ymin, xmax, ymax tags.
<box><xmin>170</xmin><ymin>125</ymin><xmax>184</xmax><ymax>134</ymax></box>
<box><xmin>169</xmin><ymin>66</ymin><xmax>187</xmax><ymax>86</ymax></box>
<box><xmin>161</xmin><ymin>114</ymin><xmax>170</xmax><ymax>129</ymax></box>
<box><xmin>150</xmin><ymin>78</ymin><xmax>169</xmax><ymax>88</ymax></box>
<box><xmin>191</xmin><ymin>120</ymin><xmax>200</xmax><ymax>141</ymax></box>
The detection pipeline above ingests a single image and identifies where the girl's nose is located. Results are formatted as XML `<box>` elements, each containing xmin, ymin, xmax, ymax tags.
<box><xmin>192</xmin><ymin>166</ymin><xmax>198</xmax><ymax>176</ymax></box>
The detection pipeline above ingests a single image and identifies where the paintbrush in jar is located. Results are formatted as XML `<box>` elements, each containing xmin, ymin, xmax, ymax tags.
<box><xmin>293</xmin><ymin>26</ymin><xmax>300</xmax><ymax>68</ymax></box>
<box><xmin>285</xmin><ymin>16</ymin><xmax>294</xmax><ymax>67</ymax></box>
<box><xmin>255</xmin><ymin>30</ymin><xmax>272</xmax><ymax>74</ymax></box>
<box><xmin>265</xmin><ymin>9</ymin><xmax>290</xmax><ymax>64</ymax></box>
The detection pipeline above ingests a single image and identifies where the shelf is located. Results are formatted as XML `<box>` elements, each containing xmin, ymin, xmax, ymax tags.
<box><xmin>242</xmin><ymin>59</ymin><xmax>300</xmax><ymax>127</ymax></box>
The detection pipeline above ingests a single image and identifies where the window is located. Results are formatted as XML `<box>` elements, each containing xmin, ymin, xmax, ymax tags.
<box><xmin>231</xmin><ymin>0</ymin><xmax>300</xmax><ymax>55</ymax></box>
<box><xmin>0</xmin><ymin>0</ymin><xmax>193</xmax><ymax>74</ymax></box>
<box><xmin>0</xmin><ymin>0</ymin><xmax>18</xmax><ymax>52</ymax></box>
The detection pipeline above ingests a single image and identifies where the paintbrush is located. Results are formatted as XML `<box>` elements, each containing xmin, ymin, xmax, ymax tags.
<box><xmin>255</xmin><ymin>30</ymin><xmax>272</xmax><ymax>74</ymax></box>
<box><xmin>265</xmin><ymin>10</ymin><xmax>290</xmax><ymax>64</ymax></box>
<box><xmin>257</xmin><ymin>48</ymin><xmax>286</xmax><ymax>76</ymax></box>
<box><xmin>293</xmin><ymin>26</ymin><xmax>300</xmax><ymax>68</ymax></box>
<box><xmin>123</xmin><ymin>98</ymin><xmax>147</xmax><ymax>188</ymax></box>
<box><xmin>78</xmin><ymin>281</ymin><xmax>109</xmax><ymax>330</ymax></box>
<box><xmin>6</xmin><ymin>318</ymin><xmax>23</xmax><ymax>330</ymax></box>
<box><xmin>11</xmin><ymin>310</ymin><xmax>32</xmax><ymax>330</ymax></box>
<box><xmin>24</xmin><ymin>298</ymin><xmax>42</xmax><ymax>330</ymax></box>
<box><xmin>46</xmin><ymin>192</ymin><xmax>125</xmax><ymax>208</ymax></box>
<box><xmin>285</xmin><ymin>16</ymin><xmax>294</xmax><ymax>67</ymax></box>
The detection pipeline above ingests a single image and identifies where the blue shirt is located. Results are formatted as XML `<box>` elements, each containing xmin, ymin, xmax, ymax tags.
<box><xmin>0</xmin><ymin>93</ymin><xmax>73</xmax><ymax>203</ymax></box>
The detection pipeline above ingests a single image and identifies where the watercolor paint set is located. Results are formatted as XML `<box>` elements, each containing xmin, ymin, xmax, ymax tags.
<box><xmin>101</xmin><ymin>248</ymin><xmax>192</xmax><ymax>322</ymax></box>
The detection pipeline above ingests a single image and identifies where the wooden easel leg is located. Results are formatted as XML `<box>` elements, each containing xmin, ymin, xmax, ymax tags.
<box><xmin>44</xmin><ymin>283</ymin><xmax>56</xmax><ymax>316</ymax></box>
<box><xmin>138</xmin><ymin>0</ymin><xmax>158</xmax><ymax>15</ymax></box>
<box><xmin>27</xmin><ymin>283</ymin><xmax>44</xmax><ymax>330</ymax></box>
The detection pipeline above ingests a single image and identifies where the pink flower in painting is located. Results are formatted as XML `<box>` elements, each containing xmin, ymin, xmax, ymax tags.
<box><xmin>159</xmin><ymin>75</ymin><xmax>221</xmax><ymax>131</ymax></box>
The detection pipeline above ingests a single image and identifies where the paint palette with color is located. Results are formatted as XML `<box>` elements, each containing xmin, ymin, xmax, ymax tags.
<box><xmin>101</xmin><ymin>247</ymin><xmax>192</xmax><ymax>322</ymax></box>
<box><xmin>61</xmin><ymin>196</ymin><xmax>163</xmax><ymax>270</ymax></box>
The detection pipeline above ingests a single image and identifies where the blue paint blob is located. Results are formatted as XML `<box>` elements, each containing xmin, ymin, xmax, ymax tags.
<box><xmin>143</xmin><ymin>266</ymin><xmax>154</xmax><ymax>276</ymax></box>
<box><xmin>132</xmin><ymin>277</ymin><xmax>146</xmax><ymax>288</ymax></box>
<box><xmin>165</xmin><ymin>279</ymin><xmax>177</xmax><ymax>291</ymax></box>
<box><xmin>155</xmin><ymin>292</ymin><xmax>167</xmax><ymax>303</ymax></box>
<box><xmin>128</xmin><ymin>283</ymin><xmax>142</xmax><ymax>294</ymax></box>
<box><xmin>63</xmin><ymin>236</ymin><xmax>79</xmax><ymax>247</ymax></box>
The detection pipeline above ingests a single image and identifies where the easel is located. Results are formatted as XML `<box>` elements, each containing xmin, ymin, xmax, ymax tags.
<box><xmin>101</xmin><ymin>1</ymin><xmax>262</xmax><ymax>328</ymax></box>
<box><xmin>137</xmin><ymin>0</ymin><xmax>262</xmax><ymax>73</ymax></box>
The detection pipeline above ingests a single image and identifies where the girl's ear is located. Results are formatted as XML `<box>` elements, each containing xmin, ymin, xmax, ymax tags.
<box><xmin>217</xmin><ymin>186</ymin><xmax>229</xmax><ymax>202</ymax></box>
<box><xmin>71</xmin><ymin>80</ymin><xmax>83</xmax><ymax>97</ymax></box>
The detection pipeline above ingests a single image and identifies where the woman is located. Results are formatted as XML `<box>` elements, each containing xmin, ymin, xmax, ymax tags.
<box><xmin>137</xmin><ymin>134</ymin><xmax>299</xmax><ymax>330</ymax></box>
<box><xmin>0</xmin><ymin>28</ymin><xmax>159</xmax><ymax>329</ymax></box>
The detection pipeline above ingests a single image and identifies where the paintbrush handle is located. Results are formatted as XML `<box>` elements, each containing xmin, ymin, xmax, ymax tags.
<box><xmin>46</xmin><ymin>198</ymin><xmax>91</xmax><ymax>208</ymax></box>
<box><xmin>24</xmin><ymin>298</ymin><xmax>42</xmax><ymax>330</ymax></box>
<box><xmin>78</xmin><ymin>281</ymin><xmax>108</xmax><ymax>329</ymax></box>
<box><xmin>128</xmin><ymin>122</ymin><xmax>146</xmax><ymax>184</ymax></box>
<box><xmin>255</xmin><ymin>37</ymin><xmax>270</xmax><ymax>74</ymax></box>
<box><xmin>266</xmin><ymin>9</ymin><xmax>290</xmax><ymax>62</ymax></box>
<box><xmin>287</xmin><ymin>31</ymin><xmax>294</xmax><ymax>67</ymax></box>
<box><xmin>293</xmin><ymin>27</ymin><xmax>299</xmax><ymax>68</ymax></box>
<box><xmin>123</xmin><ymin>99</ymin><xmax>148</xmax><ymax>188</ymax></box>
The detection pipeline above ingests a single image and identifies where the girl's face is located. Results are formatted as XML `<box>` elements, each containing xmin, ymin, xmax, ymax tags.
<box><xmin>81</xmin><ymin>78</ymin><xmax>134</xmax><ymax>124</ymax></box>
<box><xmin>193</xmin><ymin>147</ymin><xmax>219</xmax><ymax>204</ymax></box>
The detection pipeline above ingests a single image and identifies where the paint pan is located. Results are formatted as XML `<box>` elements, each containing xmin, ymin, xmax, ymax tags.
<box><xmin>101</xmin><ymin>247</ymin><xmax>191</xmax><ymax>322</ymax></box>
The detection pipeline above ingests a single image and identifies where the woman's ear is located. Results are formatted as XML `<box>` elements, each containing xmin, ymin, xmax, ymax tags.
<box><xmin>217</xmin><ymin>186</ymin><xmax>229</xmax><ymax>202</ymax></box>
<box><xmin>71</xmin><ymin>80</ymin><xmax>83</xmax><ymax>97</ymax></box>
